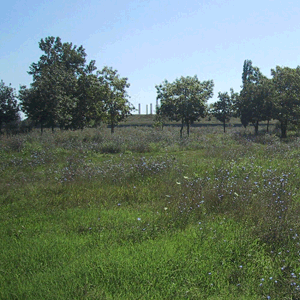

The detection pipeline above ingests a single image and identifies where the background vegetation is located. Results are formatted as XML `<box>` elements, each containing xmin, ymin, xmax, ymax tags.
<box><xmin>1</xmin><ymin>37</ymin><xmax>300</xmax><ymax>139</ymax></box>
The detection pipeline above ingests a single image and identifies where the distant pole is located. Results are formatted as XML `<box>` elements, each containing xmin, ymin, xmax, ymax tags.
<box><xmin>146</xmin><ymin>105</ymin><xmax>148</xmax><ymax>115</ymax></box>
<box><xmin>138</xmin><ymin>103</ymin><xmax>141</xmax><ymax>115</ymax></box>
<box><xmin>150</xmin><ymin>103</ymin><xmax>152</xmax><ymax>115</ymax></box>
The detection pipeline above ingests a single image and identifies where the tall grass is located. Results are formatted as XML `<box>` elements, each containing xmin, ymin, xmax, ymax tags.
<box><xmin>1</xmin><ymin>126</ymin><xmax>300</xmax><ymax>299</ymax></box>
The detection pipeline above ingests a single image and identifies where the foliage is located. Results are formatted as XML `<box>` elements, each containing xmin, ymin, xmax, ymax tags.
<box><xmin>19</xmin><ymin>36</ymin><xmax>97</xmax><ymax>132</ymax></box>
<box><xmin>211</xmin><ymin>89</ymin><xmax>235</xmax><ymax>132</ymax></box>
<box><xmin>236</xmin><ymin>60</ymin><xmax>274</xmax><ymax>134</ymax></box>
<box><xmin>153</xmin><ymin>105</ymin><xmax>169</xmax><ymax>129</ymax></box>
<box><xmin>14</xmin><ymin>42</ymin><xmax>300</xmax><ymax>139</ymax></box>
<box><xmin>97</xmin><ymin>66</ymin><xmax>134</xmax><ymax>133</ymax></box>
<box><xmin>156</xmin><ymin>75</ymin><xmax>214</xmax><ymax>137</ymax></box>
<box><xmin>0</xmin><ymin>80</ymin><xmax>20</xmax><ymax>132</ymax></box>
<box><xmin>271</xmin><ymin>66</ymin><xmax>300</xmax><ymax>138</ymax></box>
<box><xmin>73</xmin><ymin>73</ymin><xmax>104</xmax><ymax>129</ymax></box>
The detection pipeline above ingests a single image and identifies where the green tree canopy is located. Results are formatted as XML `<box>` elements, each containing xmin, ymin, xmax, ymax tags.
<box><xmin>0</xmin><ymin>80</ymin><xmax>20</xmax><ymax>132</ymax></box>
<box><xmin>19</xmin><ymin>36</ymin><xmax>97</xmax><ymax>132</ymax></box>
<box><xmin>211</xmin><ymin>89</ymin><xmax>235</xmax><ymax>132</ymax></box>
<box><xmin>97</xmin><ymin>67</ymin><xmax>134</xmax><ymax>134</ymax></box>
<box><xmin>156</xmin><ymin>75</ymin><xmax>214</xmax><ymax>137</ymax></box>
<box><xmin>73</xmin><ymin>73</ymin><xmax>104</xmax><ymax>129</ymax></box>
<box><xmin>271</xmin><ymin>66</ymin><xmax>300</xmax><ymax>138</ymax></box>
<box><xmin>236</xmin><ymin>60</ymin><xmax>273</xmax><ymax>134</ymax></box>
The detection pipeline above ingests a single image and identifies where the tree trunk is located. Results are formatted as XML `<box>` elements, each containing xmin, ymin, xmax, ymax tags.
<box><xmin>281</xmin><ymin>120</ymin><xmax>287</xmax><ymax>138</ymax></box>
<box><xmin>111</xmin><ymin>123</ymin><xmax>115</xmax><ymax>134</ymax></box>
<box><xmin>187</xmin><ymin>122</ymin><xmax>190</xmax><ymax>136</ymax></box>
<box><xmin>254</xmin><ymin>121</ymin><xmax>259</xmax><ymax>135</ymax></box>
<box><xmin>180</xmin><ymin>120</ymin><xmax>184</xmax><ymax>138</ymax></box>
<box><xmin>223</xmin><ymin>121</ymin><xmax>226</xmax><ymax>133</ymax></box>
<box><xmin>41</xmin><ymin>123</ymin><xmax>43</xmax><ymax>135</ymax></box>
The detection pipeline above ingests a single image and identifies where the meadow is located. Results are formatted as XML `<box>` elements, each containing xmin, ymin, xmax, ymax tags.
<box><xmin>1</xmin><ymin>124</ymin><xmax>300</xmax><ymax>299</ymax></box>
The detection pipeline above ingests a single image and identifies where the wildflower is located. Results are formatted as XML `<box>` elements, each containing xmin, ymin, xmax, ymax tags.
<box><xmin>137</xmin><ymin>218</ymin><xmax>141</xmax><ymax>221</ymax></box>
<box><xmin>164</xmin><ymin>207</ymin><xmax>168</xmax><ymax>211</ymax></box>
<box><xmin>176</xmin><ymin>181</ymin><xmax>181</xmax><ymax>185</ymax></box>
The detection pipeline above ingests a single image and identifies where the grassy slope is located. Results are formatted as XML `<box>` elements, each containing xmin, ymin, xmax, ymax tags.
<box><xmin>1</xmin><ymin>127</ymin><xmax>300</xmax><ymax>299</ymax></box>
<box><xmin>120</xmin><ymin>114</ymin><xmax>277</xmax><ymax>127</ymax></box>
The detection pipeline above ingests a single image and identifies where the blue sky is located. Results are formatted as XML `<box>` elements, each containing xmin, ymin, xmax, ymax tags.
<box><xmin>1</xmin><ymin>0</ymin><xmax>300</xmax><ymax>115</ymax></box>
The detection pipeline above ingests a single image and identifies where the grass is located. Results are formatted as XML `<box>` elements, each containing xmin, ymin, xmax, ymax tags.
<box><xmin>1</xmin><ymin>125</ymin><xmax>300</xmax><ymax>299</ymax></box>
<box><xmin>121</xmin><ymin>114</ymin><xmax>277</xmax><ymax>128</ymax></box>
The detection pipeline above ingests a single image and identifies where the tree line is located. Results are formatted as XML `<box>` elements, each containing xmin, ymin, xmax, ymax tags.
<box><xmin>1</xmin><ymin>37</ymin><xmax>300</xmax><ymax>138</ymax></box>
<box><xmin>156</xmin><ymin>59</ymin><xmax>300</xmax><ymax>138</ymax></box>
<box><xmin>0</xmin><ymin>36</ymin><xmax>134</xmax><ymax>134</ymax></box>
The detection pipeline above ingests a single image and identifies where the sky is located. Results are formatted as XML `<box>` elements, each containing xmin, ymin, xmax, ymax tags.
<box><xmin>1</xmin><ymin>0</ymin><xmax>300</xmax><ymax>116</ymax></box>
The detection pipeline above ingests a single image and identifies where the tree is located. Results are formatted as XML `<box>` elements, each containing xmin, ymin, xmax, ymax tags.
<box><xmin>0</xmin><ymin>80</ymin><xmax>20</xmax><ymax>132</ymax></box>
<box><xmin>156</xmin><ymin>75</ymin><xmax>214</xmax><ymax>137</ymax></box>
<box><xmin>97</xmin><ymin>67</ymin><xmax>134</xmax><ymax>133</ymax></box>
<box><xmin>271</xmin><ymin>66</ymin><xmax>300</xmax><ymax>138</ymax></box>
<box><xmin>211</xmin><ymin>90</ymin><xmax>234</xmax><ymax>132</ymax></box>
<box><xmin>237</xmin><ymin>60</ymin><xmax>273</xmax><ymax>134</ymax></box>
<box><xmin>19</xmin><ymin>84</ymin><xmax>47</xmax><ymax>132</ymax></box>
<box><xmin>154</xmin><ymin>105</ymin><xmax>168</xmax><ymax>129</ymax></box>
<box><xmin>73</xmin><ymin>73</ymin><xmax>103</xmax><ymax>129</ymax></box>
<box><xmin>19</xmin><ymin>36</ymin><xmax>96</xmax><ymax>133</ymax></box>
<box><xmin>260</xmin><ymin>78</ymin><xmax>274</xmax><ymax>133</ymax></box>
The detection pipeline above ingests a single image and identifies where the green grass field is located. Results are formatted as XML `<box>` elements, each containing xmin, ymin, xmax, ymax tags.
<box><xmin>1</xmin><ymin>125</ymin><xmax>300</xmax><ymax>299</ymax></box>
